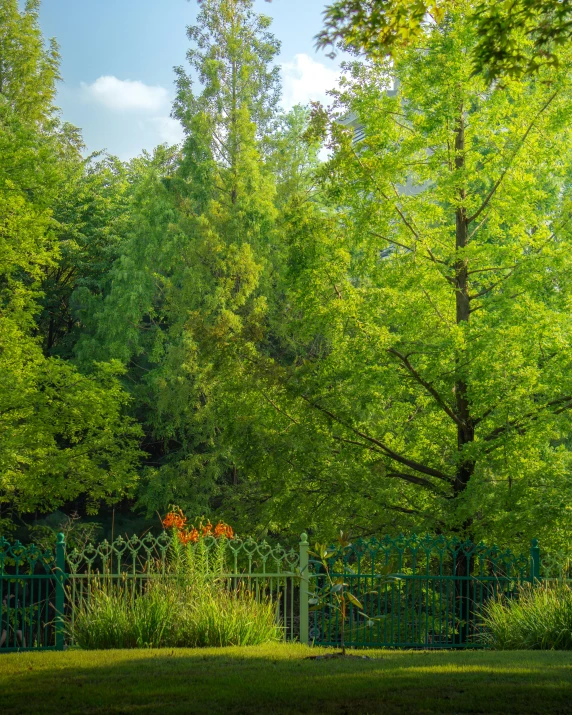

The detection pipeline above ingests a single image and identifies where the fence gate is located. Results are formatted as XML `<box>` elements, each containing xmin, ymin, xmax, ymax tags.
<box><xmin>0</xmin><ymin>535</ymin><xmax>65</xmax><ymax>652</ymax></box>
<box><xmin>307</xmin><ymin>534</ymin><xmax>537</xmax><ymax>649</ymax></box>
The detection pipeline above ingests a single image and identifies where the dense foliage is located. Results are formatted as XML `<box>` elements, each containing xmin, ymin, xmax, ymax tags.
<box><xmin>0</xmin><ymin>0</ymin><xmax>141</xmax><ymax>528</ymax></box>
<box><xmin>317</xmin><ymin>0</ymin><xmax>572</xmax><ymax>80</ymax></box>
<box><xmin>2</xmin><ymin>0</ymin><xmax>572</xmax><ymax>556</ymax></box>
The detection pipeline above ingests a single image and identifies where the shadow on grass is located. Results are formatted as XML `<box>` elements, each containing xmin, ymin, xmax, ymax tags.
<box><xmin>1</xmin><ymin>646</ymin><xmax>572</xmax><ymax>714</ymax></box>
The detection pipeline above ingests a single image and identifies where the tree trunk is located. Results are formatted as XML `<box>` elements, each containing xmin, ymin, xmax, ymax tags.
<box><xmin>453</xmin><ymin>108</ymin><xmax>475</xmax><ymax>643</ymax></box>
<box><xmin>453</xmin><ymin>107</ymin><xmax>475</xmax><ymax>500</ymax></box>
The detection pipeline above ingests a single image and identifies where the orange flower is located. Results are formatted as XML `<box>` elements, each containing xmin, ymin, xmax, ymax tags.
<box><xmin>177</xmin><ymin>527</ymin><xmax>199</xmax><ymax>545</ymax></box>
<box><xmin>162</xmin><ymin>508</ymin><xmax>187</xmax><ymax>531</ymax></box>
<box><xmin>214</xmin><ymin>521</ymin><xmax>234</xmax><ymax>539</ymax></box>
<box><xmin>163</xmin><ymin>508</ymin><xmax>235</xmax><ymax>542</ymax></box>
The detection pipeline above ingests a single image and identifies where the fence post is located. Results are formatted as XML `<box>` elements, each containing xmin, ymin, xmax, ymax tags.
<box><xmin>299</xmin><ymin>532</ymin><xmax>309</xmax><ymax>645</ymax></box>
<box><xmin>55</xmin><ymin>532</ymin><xmax>66</xmax><ymax>651</ymax></box>
<box><xmin>530</xmin><ymin>538</ymin><xmax>540</xmax><ymax>583</ymax></box>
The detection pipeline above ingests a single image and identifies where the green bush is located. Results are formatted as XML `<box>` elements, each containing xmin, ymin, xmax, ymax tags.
<box><xmin>170</xmin><ymin>585</ymin><xmax>280</xmax><ymax>648</ymax></box>
<box><xmin>70</xmin><ymin>533</ymin><xmax>280</xmax><ymax>649</ymax></box>
<box><xmin>482</xmin><ymin>583</ymin><xmax>572</xmax><ymax>650</ymax></box>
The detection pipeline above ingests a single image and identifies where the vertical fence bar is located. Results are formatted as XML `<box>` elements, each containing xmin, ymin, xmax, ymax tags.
<box><xmin>530</xmin><ymin>538</ymin><xmax>540</xmax><ymax>583</ymax></box>
<box><xmin>299</xmin><ymin>532</ymin><xmax>309</xmax><ymax>645</ymax></box>
<box><xmin>55</xmin><ymin>532</ymin><xmax>66</xmax><ymax>651</ymax></box>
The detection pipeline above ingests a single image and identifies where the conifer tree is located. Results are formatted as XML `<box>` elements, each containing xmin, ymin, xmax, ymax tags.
<box><xmin>82</xmin><ymin>0</ymin><xmax>281</xmax><ymax>518</ymax></box>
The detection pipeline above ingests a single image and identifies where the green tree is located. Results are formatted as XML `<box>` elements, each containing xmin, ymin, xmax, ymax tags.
<box><xmin>226</xmin><ymin>3</ymin><xmax>572</xmax><ymax>550</ymax></box>
<box><xmin>39</xmin><ymin>151</ymin><xmax>131</xmax><ymax>358</ymax></box>
<box><xmin>0</xmin><ymin>0</ymin><xmax>142</xmax><ymax>525</ymax></box>
<box><xmin>81</xmin><ymin>0</ymin><xmax>281</xmax><ymax>519</ymax></box>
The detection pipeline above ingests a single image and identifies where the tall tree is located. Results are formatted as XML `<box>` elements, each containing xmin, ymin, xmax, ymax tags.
<box><xmin>0</xmin><ymin>0</ymin><xmax>142</xmax><ymax>529</ymax></box>
<box><xmin>81</xmin><ymin>0</ymin><xmax>281</xmax><ymax>519</ymax></box>
<box><xmin>225</xmin><ymin>3</ymin><xmax>572</xmax><ymax>550</ymax></box>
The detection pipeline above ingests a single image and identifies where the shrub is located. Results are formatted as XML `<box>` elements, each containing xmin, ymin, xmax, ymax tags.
<box><xmin>169</xmin><ymin>585</ymin><xmax>279</xmax><ymax>648</ymax></box>
<box><xmin>482</xmin><ymin>583</ymin><xmax>572</xmax><ymax>650</ymax></box>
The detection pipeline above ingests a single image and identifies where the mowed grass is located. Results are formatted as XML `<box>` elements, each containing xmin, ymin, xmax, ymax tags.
<box><xmin>1</xmin><ymin>643</ymin><xmax>572</xmax><ymax>714</ymax></box>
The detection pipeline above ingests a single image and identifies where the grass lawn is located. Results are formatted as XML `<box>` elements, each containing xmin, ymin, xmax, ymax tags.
<box><xmin>1</xmin><ymin>643</ymin><xmax>572</xmax><ymax>714</ymax></box>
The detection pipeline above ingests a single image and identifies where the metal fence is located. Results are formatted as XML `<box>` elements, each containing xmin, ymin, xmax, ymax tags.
<box><xmin>308</xmin><ymin>534</ymin><xmax>537</xmax><ymax>649</ymax></box>
<box><xmin>0</xmin><ymin>531</ymin><xmax>305</xmax><ymax>652</ymax></box>
<box><xmin>0</xmin><ymin>530</ymin><xmax>541</xmax><ymax>652</ymax></box>
<box><xmin>65</xmin><ymin>531</ymin><xmax>303</xmax><ymax>644</ymax></box>
<box><xmin>0</xmin><ymin>534</ymin><xmax>65</xmax><ymax>652</ymax></box>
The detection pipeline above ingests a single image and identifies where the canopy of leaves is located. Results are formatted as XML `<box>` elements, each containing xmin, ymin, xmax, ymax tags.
<box><xmin>78</xmin><ymin>0</ymin><xmax>282</xmax><ymax>520</ymax></box>
<box><xmin>316</xmin><ymin>0</ymin><xmax>572</xmax><ymax>80</ymax></box>
<box><xmin>5</xmin><ymin>0</ymin><xmax>572</xmax><ymax>559</ymax></box>
<box><xmin>214</xmin><ymin>3</ymin><xmax>572</xmax><ymax>550</ymax></box>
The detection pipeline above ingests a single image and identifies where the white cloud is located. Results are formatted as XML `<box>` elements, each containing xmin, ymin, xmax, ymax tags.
<box><xmin>149</xmin><ymin>116</ymin><xmax>186</xmax><ymax>146</ymax></box>
<box><xmin>81</xmin><ymin>76</ymin><xmax>169</xmax><ymax>112</ymax></box>
<box><xmin>281</xmin><ymin>54</ymin><xmax>339</xmax><ymax>111</ymax></box>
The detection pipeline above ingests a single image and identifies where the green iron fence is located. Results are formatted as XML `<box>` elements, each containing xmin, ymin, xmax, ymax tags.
<box><xmin>0</xmin><ymin>534</ymin><xmax>65</xmax><ymax>652</ymax></box>
<box><xmin>1</xmin><ymin>530</ymin><xmax>540</xmax><ymax>652</ymax></box>
<box><xmin>65</xmin><ymin>531</ymin><xmax>304</xmax><ymax>644</ymax></box>
<box><xmin>307</xmin><ymin>534</ymin><xmax>538</xmax><ymax>649</ymax></box>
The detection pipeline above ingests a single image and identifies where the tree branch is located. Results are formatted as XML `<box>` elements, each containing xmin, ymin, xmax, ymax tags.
<box><xmin>368</xmin><ymin>230</ymin><xmax>454</xmax><ymax>282</ymax></box>
<box><xmin>387</xmin><ymin>348</ymin><xmax>462</xmax><ymax>426</ymax></box>
<box><xmin>469</xmin><ymin>266</ymin><xmax>517</xmax><ymax>300</ymax></box>
<box><xmin>483</xmin><ymin>394</ymin><xmax>572</xmax><ymax>445</ymax></box>
<box><xmin>386</xmin><ymin>471</ymin><xmax>444</xmax><ymax>491</ymax></box>
<box><xmin>467</xmin><ymin>210</ymin><xmax>491</xmax><ymax>240</ymax></box>
<box><xmin>467</xmin><ymin>91</ymin><xmax>559</xmax><ymax>225</ymax></box>
<box><xmin>332</xmin><ymin>436</ymin><xmax>444</xmax><ymax>492</ymax></box>
<box><xmin>260</xmin><ymin>392</ymin><xmax>299</xmax><ymax>425</ymax></box>
<box><xmin>301</xmin><ymin>396</ymin><xmax>451</xmax><ymax>482</ymax></box>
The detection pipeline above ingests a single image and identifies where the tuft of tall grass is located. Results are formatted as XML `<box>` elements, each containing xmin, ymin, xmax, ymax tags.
<box><xmin>70</xmin><ymin>579</ymin><xmax>175</xmax><ymax>649</ymax></box>
<box><xmin>69</xmin><ymin>533</ymin><xmax>281</xmax><ymax>650</ymax></box>
<box><xmin>482</xmin><ymin>583</ymin><xmax>572</xmax><ymax>650</ymax></box>
<box><xmin>171</xmin><ymin>587</ymin><xmax>280</xmax><ymax>648</ymax></box>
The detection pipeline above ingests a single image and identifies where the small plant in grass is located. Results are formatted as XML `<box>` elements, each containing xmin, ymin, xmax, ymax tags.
<box><xmin>482</xmin><ymin>583</ymin><xmax>572</xmax><ymax>650</ymax></box>
<box><xmin>309</xmin><ymin>531</ymin><xmax>398</xmax><ymax>655</ymax></box>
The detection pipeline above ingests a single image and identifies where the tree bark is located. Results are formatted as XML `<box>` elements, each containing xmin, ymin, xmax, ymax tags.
<box><xmin>453</xmin><ymin>107</ymin><xmax>475</xmax><ymax>500</ymax></box>
<box><xmin>453</xmin><ymin>108</ymin><xmax>475</xmax><ymax>643</ymax></box>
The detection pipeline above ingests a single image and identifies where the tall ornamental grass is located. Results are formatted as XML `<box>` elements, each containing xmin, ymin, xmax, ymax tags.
<box><xmin>482</xmin><ymin>583</ymin><xmax>572</xmax><ymax>650</ymax></box>
<box><xmin>69</xmin><ymin>579</ymin><xmax>175</xmax><ymax>649</ymax></box>
<box><xmin>70</xmin><ymin>579</ymin><xmax>279</xmax><ymax>649</ymax></box>
<box><xmin>70</xmin><ymin>515</ymin><xmax>280</xmax><ymax>649</ymax></box>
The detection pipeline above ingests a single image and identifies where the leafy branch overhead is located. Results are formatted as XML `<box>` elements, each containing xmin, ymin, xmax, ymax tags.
<box><xmin>316</xmin><ymin>0</ymin><xmax>572</xmax><ymax>80</ymax></box>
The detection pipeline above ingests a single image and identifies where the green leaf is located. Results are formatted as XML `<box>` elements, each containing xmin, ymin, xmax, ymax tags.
<box><xmin>345</xmin><ymin>592</ymin><xmax>363</xmax><ymax>609</ymax></box>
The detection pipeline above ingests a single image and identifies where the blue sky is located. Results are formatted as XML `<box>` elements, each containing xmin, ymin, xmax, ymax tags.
<box><xmin>37</xmin><ymin>0</ymin><xmax>342</xmax><ymax>159</ymax></box>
